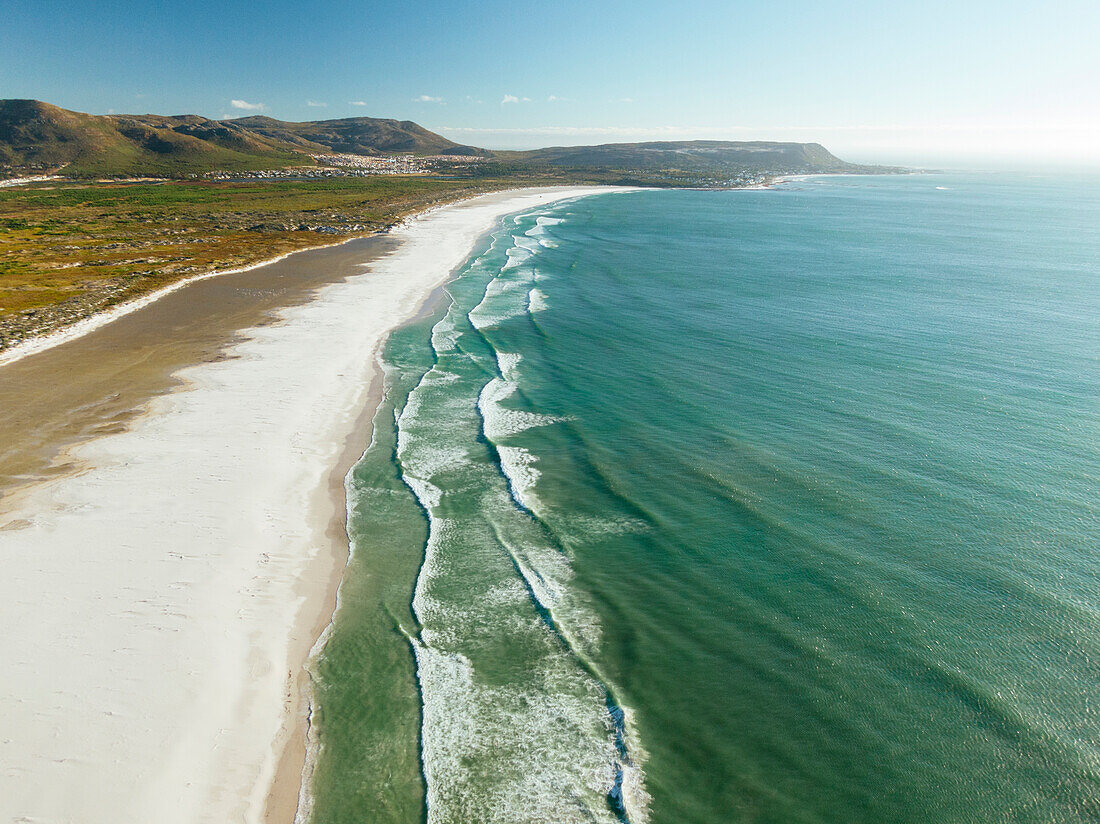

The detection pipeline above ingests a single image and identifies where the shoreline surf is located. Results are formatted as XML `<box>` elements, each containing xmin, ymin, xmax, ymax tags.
<box><xmin>0</xmin><ymin>186</ymin><xmax>624</xmax><ymax>824</ymax></box>
<box><xmin>313</xmin><ymin>197</ymin><xmax>655</xmax><ymax>824</ymax></box>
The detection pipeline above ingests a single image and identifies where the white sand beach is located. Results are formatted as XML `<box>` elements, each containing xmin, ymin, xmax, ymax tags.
<box><xmin>0</xmin><ymin>187</ymin><xmax>615</xmax><ymax>824</ymax></box>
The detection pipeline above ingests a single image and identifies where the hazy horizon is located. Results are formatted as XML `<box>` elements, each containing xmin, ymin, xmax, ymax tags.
<box><xmin>431</xmin><ymin>126</ymin><xmax>1100</xmax><ymax>172</ymax></box>
<box><xmin>3</xmin><ymin>0</ymin><xmax>1097</xmax><ymax>170</ymax></box>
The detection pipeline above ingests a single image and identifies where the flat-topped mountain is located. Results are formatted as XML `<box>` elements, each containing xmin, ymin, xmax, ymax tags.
<box><xmin>511</xmin><ymin>140</ymin><xmax>858</xmax><ymax>173</ymax></box>
<box><xmin>0</xmin><ymin>100</ymin><xmax>482</xmax><ymax>178</ymax></box>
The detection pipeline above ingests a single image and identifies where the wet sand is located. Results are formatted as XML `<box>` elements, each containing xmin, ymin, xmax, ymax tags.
<box><xmin>0</xmin><ymin>234</ymin><xmax>397</xmax><ymax>501</ymax></box>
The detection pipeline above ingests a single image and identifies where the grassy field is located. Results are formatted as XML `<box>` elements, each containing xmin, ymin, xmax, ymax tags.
<box><xmin>0</xmin><ymin>175</ymin><xmax>521</xmax><ymax>349</ymax></box>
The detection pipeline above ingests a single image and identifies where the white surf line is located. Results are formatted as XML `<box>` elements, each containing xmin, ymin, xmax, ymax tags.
<box><xmin>469</xmin><ymin>220</ymin><xmax>651</xmax><ymax>822</ymax></box>
<box><xmin>295</xmin><ymin>189</ymin><xmax>629</xmax><ymax>824</ymax></box>
<box><xmin>400</xmin><ymin>205</ymin><xmax>650</xmax><ymax>824</ymax></box>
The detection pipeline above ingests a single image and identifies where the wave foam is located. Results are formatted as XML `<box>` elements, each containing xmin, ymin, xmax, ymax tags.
<box><xmin>392</xmin><ymin>193</ymin><xmax>651</xmax><ymax>824</ymax></box>
<box><xmin>478</xmin><ymin>377</ymin><xmax>561</xmax><ymax>441</ymax></box>
<box><xmin>527</xmin><ymin>288</ymin><xmax>548</xmax><ymax>313</ymax></box>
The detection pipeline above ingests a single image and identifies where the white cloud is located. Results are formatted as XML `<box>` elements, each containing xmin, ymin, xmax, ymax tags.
<box><xmin>501</xmin><ymin>95</ymin><xmax>532</xmax><ymax>105</ymax></box>
<box><xmin>414</xmin><ymin>95</ymin><xmax>443</xmax><ymax>103</ymax></box>
<box><xmin>548</xmin><ymin>95</ymin><xmax>564</xmax><ymax>102</ymax></box>
<box><xmin>230</xmin><ymin>99</ymin><xmax>265</xmax><ymax>111</ymax></box>
<box><xmin>349</xmin><ymin>101</ymin><xmax>367</xmax><ymax>106</ymax></box>
<box><xmin>306</xmin><ymin>100</ymin><xmax>327</xmax><ymax>107</ymax></box>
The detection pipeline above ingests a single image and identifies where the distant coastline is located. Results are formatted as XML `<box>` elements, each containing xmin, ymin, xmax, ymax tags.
<box><xmin>0</xmin><ymin>98</ymin><xmax>902</xmax><ymax>358</ymax></box>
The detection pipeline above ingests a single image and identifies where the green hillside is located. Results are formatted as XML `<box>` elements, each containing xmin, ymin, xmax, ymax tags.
<box><xmin>0</xmin><ymin>101</ymin><xmax>482</xmax><ymax>179</ymax></box>
<box><xmin>229</xmin><ymin>115</ymin><xmax>485</xmax><ymax>157</ymax></box>
<box><xmin>0</xmin><ymin>100</ymin><xmax>306</xmax><ymax>178</ymax></box>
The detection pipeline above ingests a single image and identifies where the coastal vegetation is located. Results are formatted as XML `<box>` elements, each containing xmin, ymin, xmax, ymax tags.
<box><xmin>0</xmin><ymin>99</ymin><xmax>895</xmax><ymax>351</ymax></box>
<box><xmin>0</xmin><ymin>177</ymin><xmax>510</xmax><ymax>348</ymax></box>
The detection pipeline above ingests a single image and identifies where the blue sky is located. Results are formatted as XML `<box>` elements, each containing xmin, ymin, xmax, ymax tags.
<box><xmin>2</xmin><ymin>0</ymin><xmax>1097</xmax><ymax>166</ymax></box>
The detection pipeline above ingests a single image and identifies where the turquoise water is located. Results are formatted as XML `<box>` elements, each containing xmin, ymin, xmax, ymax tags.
<box><xmin>310</xmin><ymin>174</ymin><xmax>1100</xmax><ymax>823</ymax></box>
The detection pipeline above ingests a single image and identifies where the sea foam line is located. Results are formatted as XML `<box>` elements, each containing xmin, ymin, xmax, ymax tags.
<box><xmin>289</xmin><ymin>188</ymin><xmax>625</xmax><ymax>824</ymax></box>
<box><xmin>470</xmin><ymin>222</ymin><xmax>651</xmax><ymax>822</ymax></box>
<box><xmin>395</xmin><ymin>211</ymin><xmax>650</xmax><ymax>823</ymax></box>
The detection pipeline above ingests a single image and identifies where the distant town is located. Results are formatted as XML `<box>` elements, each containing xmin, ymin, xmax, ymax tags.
<box><xmin>201</xmin><ymin>152</ymin><xmax>488</xmax><ymax>181</ymax></box>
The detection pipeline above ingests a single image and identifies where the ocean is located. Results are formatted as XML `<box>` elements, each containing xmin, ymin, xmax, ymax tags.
<box><xmin>307</xmin><ymin>173</ymin><xmax>1100</xmax><ymax>824</ymax></box>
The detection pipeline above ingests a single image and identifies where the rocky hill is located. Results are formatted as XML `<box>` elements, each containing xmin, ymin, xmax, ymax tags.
<box><xmin>0</xmin><ymin>100</ymin><xmax>482</xmax><ymax>178</ymax></box>
<box><xmin>229</xmin><ymin>115</ymin><xmax>485</xmax><ymax>157</ymax></box>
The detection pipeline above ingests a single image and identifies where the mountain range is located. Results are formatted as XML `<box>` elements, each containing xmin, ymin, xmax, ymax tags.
<box><xmin>0</xmin><ymin>99</ymin><xmax>867</xmax><ymax>179</ymax></box>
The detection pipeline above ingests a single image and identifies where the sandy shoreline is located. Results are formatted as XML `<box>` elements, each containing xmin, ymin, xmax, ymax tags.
<box><xmin>0</xmin><ymin>233</ymin><xmax>379</xmax><ymax>371</ymax></box>
<box><xmin>0</xmin><ymin>186</ymin><xmax>621</xmax><ymax>824</ymax></box>
<box><xmin>0</xmin><ymin>234</ymin><xmax>399</xmax><ymax>500</ymax></box>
